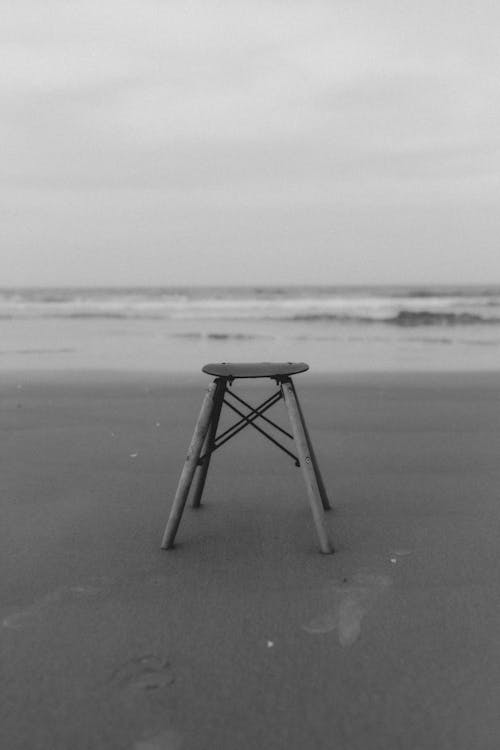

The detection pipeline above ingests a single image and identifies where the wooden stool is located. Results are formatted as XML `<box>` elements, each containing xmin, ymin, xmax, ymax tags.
<box><xmin>161</xmin><ymin>362</ymin><xmax>333</xmax><ymax>554</ymax></box>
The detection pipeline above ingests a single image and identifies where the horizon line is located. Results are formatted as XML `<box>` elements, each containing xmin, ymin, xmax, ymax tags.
<box><xmin>0</xmin><ymin>282</ymin><xmax>499</xmax><ymax>290</ymax></box>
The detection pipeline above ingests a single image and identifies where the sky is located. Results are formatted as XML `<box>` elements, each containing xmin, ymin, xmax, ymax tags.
<box><xmin>2</xmin><ymin>0</ymin><xmax>500</xmax><ymax>286</ymax></box>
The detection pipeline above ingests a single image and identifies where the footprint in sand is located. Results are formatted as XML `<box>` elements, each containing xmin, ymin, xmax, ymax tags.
<box><xmin>303</xmin><ymin>572</ymin><xmax>392</xmax><ymax>647</ymax></box>
<box><xmin>109</xmin><ymin>654</ymin><xmax>175</xmax><ymax>693</ymax></box>
<box><xmin>389</xmin><ymin>549</ymin><xmax>412</xmax><ymax>564</ymax></box>
<box><xmin>2</xmin><ymin>578</ymin><xmax>109</xmax><ymax>631</ymax></box>
<box><xmin>134</xmin><ymin>729</ymin><xmax>183</xmax><ymax>750</ymax></box>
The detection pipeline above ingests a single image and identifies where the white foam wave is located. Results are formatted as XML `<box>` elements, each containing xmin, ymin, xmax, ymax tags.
<box><xmin>0</xmin><ymin>286</ymin><xmax>499</xmax><ymax>325</ymax></box>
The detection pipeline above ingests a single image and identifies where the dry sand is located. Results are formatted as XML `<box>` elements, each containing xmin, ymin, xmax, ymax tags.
<box><xmin>2</xmin><ymin>371</ymin><xmax>500</xmax><ymax>750</ymax></box>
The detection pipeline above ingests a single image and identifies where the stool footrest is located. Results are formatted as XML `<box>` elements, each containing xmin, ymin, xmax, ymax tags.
<box><xmin>221</xmin><ymin>396</ymin><xmax>299</xmax><ymax>466</ymax></box>
<box><xmin>199</xmin><ymin>388</ymin><xmax>286</xmax><ymax>461</ymax></box>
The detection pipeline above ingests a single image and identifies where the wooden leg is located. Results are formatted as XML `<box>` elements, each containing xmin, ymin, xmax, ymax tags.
<box><xmin>161</xmin><ymin>381</ymin><xmax>218</xmax><ymax>550</ymax></box>
<box><xmin>282</xmin><ymin>379</ymin><xmax>333</xmax><ymax>554</ymax></box>
<box><xmin>191</xmin><ymin>378</ymin><xmax>226</xmax><ymax>508</ymax></box>
<box><xmin>290</xmin><ymin>380</ymin><xmax>332</xmax><ymax>511</ymax></box>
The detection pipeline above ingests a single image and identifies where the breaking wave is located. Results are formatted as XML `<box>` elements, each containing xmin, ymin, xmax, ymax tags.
<box><xmin>1</xmin><ymin>285</ymin><xmax>499</xmax><ymax>327</ymax></box>
<box><xmin>293</xmin><ymin>310</ymin><xmax>500</xmax><ymax>326</ymax></box>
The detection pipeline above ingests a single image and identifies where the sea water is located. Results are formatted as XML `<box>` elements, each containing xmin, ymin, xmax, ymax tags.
<box><xmin>0</xmin><ymin>285</ymin><xmax>499</xmax><ymax>373</ymax></box>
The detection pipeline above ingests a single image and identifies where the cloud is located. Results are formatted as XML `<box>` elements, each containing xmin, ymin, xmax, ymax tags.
<box><xmin>2</xmin><ymin>0</ymin><xmax>500</xmax><ymax>283</ymax></box>
<box><xmin>3</xmin><ymin>0</ymin><xmax>500</xmax><ymax>190</ymax></box>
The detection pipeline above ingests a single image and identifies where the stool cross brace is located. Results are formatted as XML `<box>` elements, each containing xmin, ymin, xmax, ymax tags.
<box><xmin>199</xmin><ymin>382</ymin><xmax>299</xmax><ymax>466</ymax></box>
<box><xmin>161</xmin><ymin>375</ymin><xmax>333</xmax><ymax>554</ymax></box>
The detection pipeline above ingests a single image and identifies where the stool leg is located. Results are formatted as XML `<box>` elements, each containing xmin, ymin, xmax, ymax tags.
<box><xmin>191</xmin><ymin>378</ymin><xmax>226</xmax><ymax>508</ymax></box>
<box><xmin>161</xmin><ymin>381</ymin><xmax>218</xmax><ymax>550</ymax></box>
<box><xmin>290</xmin><ymin>379</ymin><xmax>332</xmax><ymax>511</ymax></box>
<box><xmin>282</xmin><ymin>379</ymin><xmax>333</xmax><ymax>554</ymax></box>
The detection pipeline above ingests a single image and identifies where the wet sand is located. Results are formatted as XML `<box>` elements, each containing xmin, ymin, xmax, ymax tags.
<box><xmin>2</xmin><ymin>371</ymin><xmax>500</xmax><ymax>749</ymax></box>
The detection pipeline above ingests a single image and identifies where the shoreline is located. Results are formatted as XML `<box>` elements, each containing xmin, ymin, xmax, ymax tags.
<box><xmin>2</xmin><ymin>365</ymin><xmax>500</xmax><ymax>382</ymax></box>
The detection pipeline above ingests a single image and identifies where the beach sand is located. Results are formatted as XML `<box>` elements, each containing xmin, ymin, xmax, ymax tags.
<box><xmin>2</xmin><ymin>371</ymin><xmax>500</xmax><ymax>749</ymax></box>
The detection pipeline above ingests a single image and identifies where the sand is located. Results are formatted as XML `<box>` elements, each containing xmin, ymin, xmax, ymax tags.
<box><xmin>2</xmin><ymin>371</ymin><xmax>500</xmax><ymax>749</ymax></box>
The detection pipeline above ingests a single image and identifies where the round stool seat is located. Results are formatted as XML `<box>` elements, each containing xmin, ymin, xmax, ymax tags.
<box><xmin>202</xmin><ymin>361</ymin><xmax>309</xmax><ymax>379</ymax></box>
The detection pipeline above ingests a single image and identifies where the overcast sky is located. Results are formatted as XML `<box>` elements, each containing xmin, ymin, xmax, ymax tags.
<box><xmin>2</xmin><ymin>0</ymin><xmax>500</xmax><ymax>286</ymax></box>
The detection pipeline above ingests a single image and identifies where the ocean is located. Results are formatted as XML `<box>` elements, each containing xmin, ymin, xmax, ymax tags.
<box><xmin>1</xmin><ymin>285</ymin><xmax>499</xmax><ymax>373</ymax></box>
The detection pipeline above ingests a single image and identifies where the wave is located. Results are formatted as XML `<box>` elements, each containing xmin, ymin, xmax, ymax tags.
<box><xmin>390</xmin><ymin>311</ymin><xmax>499</xmax><ymax>326</ymax></box>
<box><xmin>1</xmin><ymin>286</ymin><xmax>500</xmax><ymax>326</ymax></box>
<box><xmin>292</xmin><ymin>310</ymin><xmax>500</xmax><ymax>326</ymax></box>
<box><xmin>2</xmin><ymin>309</ymin><xmax>499</xmax><ymax>325</ymax></box>
<box><xmin>62</xmin><ymin>312</ymin><xmax>163</xmax><ymax>320</ymax></box>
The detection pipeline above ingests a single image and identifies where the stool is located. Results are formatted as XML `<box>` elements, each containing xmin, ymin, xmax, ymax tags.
<box><xmin>160</xmin><ymin>362</ymin><xmax>333</xmax><ymax>554</ymax></box>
